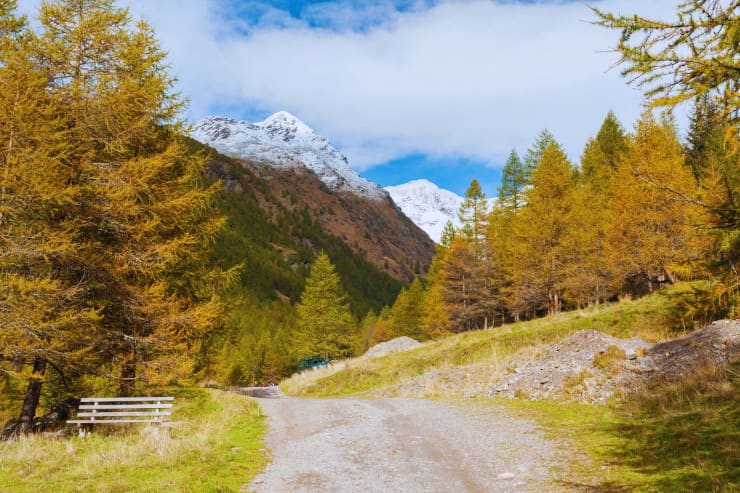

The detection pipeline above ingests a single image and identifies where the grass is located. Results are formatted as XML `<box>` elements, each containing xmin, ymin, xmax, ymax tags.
<box><xmin>0</xmin><ymin>388</ymin><xmax>267</xmax><ymax>493</ymax></box>
<box><xmin>283</xmin><ymin>284</ymin><xmax>690</xmax><ymax>398</ymax></box>
<box><xmin>592</xmin><ymin>345</ymin><xmax>627</xmax><ymax>370</ymax></box>
<box><xmin>500</xmin><ymin>361</ymin><xmax>739</xmax><ymax>492</ymax></box>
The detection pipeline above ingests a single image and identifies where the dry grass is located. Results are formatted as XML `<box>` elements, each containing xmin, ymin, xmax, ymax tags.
<box><xmin>284</xmin><ymin>284</ymin><xmax>691</xmax><ymax>398</ymax></box>
<box><xmin>592</xmin><ymin>345</ymin><xmax>627</xmax><ymax>370</ymax></box>
<box><xmin>0</xmin><ymin>388</ymin><xmax>267</xmax><ymax>493</ymax></box>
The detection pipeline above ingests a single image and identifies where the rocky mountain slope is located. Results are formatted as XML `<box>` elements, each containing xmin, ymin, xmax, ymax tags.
<box><xmin>193</xmin><ymin>111</ymin><xmax>385</xmax><ymax>199</ymax></box>
<box><xmin>193</xmin><ymin>112</ymin><xmax>435</xmax><ymax>281</ymax></box>
<box><xmin>384</xmin><ymin>179</ymin><xmax>463</xmax><ymax>243</ymax></box>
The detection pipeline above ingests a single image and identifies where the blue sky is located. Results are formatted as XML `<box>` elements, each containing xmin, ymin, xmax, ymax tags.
<box><xmin>20</xmin><ymin>0</ymin><xmax>682</xmax><ymax>196</ymax></box>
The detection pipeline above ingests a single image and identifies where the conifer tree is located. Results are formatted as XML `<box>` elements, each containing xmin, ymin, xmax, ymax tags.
<box><xmin>458</xmin><ymin>179</ymin><xmax>489</xmax><ymax>243</ymax></box>
<box><xmin>388</xmin><ymin>278</ymin><xmax>426</xmax><ymax>340</ymax></box>
<box><xmin>523</xmin><ymin>130</ymin><xmax>556</xmax><ymax>182</ymax></box>
<box><xmin>1</xmin><ymin>0</ymin><xmax>227</xmax><ymax>432</ymax></box>
<box><xmin>497</xmin><ymin>150</ymin><xmax>526</xmax><ymax>210</ymax></box>
<box><xmin>442</xmin><ymin>235</ymin><xmax>499</xmax><ymax>332</ymax></box>
<box><xmin>294</xmin><ymin>252</ymin><xmax>355</xmax><ymax>360</ymax></box>
<box><xmin>420</xmin><ymin>237</ymin><xmax>452</xmax><ymax>337</ymax></box>
<box><xmin>444</xmin><ymin>179</ymin><xmax>499</xmax><ymax>331</ymax></box>
<box><xmin>605</xmin><ymin>113</ymin><xmax>697</xmax><ymax>294</ymax></box>
<box><xmin>575</xmin><ymin>112</ymin><xmax>629</xmax><ymax>304</ymax></box>
<box><xmin>439</xmin><ymin>220</ymin><xmax>456</xmax><ymax>249</ymax></box>
<box><xmin>593</xmin><ymin>1</ymin><xmax>739</xmax><ymax>127</ymax></box>
<box><xmin>581</xmin><ymin>111</ymin><xmax>628</xmax><ymax>183</ymax></box>
<box><xmin>510</xmin><ymin>141</ymin><xmax>578</xmax><ymax>315</ymax></box>
<box><xmin>596</xmin><ymin>0</ymin><xmax>739</xmax><ymax>315</ymax></box>
<box><xmin>0</xmin><ymin>2</ymin><xmax>103</xmax><ymax>434</ymax></box>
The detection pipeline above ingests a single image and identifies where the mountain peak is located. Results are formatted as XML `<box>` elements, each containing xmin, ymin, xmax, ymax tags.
<box><xmin>191</xmin><ymin>112</ymin><xmax>387</xmax><ymax>200</ymax></box>
<box><xmin>261</xmin><ymin>110</ymin><xmax>303</xmax><ymax>125</ymax></box>
<box><xmin>385</xmin><ymin>180</ymin><xmax>463</xmax><ymax>243</ymax></box>
<box><xmin>260</xmin><ymin>111</ymin><xmax>315</xmax><ymax>135</ymax></box>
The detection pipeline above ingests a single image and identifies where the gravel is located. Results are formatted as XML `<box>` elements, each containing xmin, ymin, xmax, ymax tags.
<box><xmin>362</xmin><ymin>336</ymin><xmax>421</xmax><ymax>359</ymax></box>
<box><xmin>490</xmin><ymin>320</ymin><xmax>739</xmax><ymax>404</ymax></box>
<box><xmin>250</xmin><ymin>393</ymin><xmax>569</xmax><ymax>492</ymax></box>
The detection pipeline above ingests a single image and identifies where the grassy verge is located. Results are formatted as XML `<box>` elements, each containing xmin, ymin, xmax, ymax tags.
<box><xmin>497</xmin><ymin>361</ymin><xmax>739</xmax><ymax>492</ymax></box>
<box><xmin>283</xmin><ymin>284</ymin><xmax>690</xmax><ymax>397</ymax></box>
<box><xmin>0</xmin><ymin>388</ymin><xmax>267</xmax><ymax>493</ymax></box>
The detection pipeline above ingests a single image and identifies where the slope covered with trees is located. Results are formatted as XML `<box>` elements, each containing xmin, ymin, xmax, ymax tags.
<box><xmin>0</xmin><ymin>0</ymin><xmax>406</xmax><ymax>430</ymax></box>
<box><xmin>364</xmin><ymin>0</ymin><xmax>738</xmax><ymax>342</ymax></box>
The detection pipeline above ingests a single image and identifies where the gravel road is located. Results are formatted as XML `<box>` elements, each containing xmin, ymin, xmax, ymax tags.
<box><xmin>249</xmin><ymin>389</ymin><xmax>566</xmax><ymax>492</ymax></box>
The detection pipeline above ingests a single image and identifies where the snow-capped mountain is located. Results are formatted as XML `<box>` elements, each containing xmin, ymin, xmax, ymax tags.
<box><xmin>192</xmin><ymin>111</ymin><xmax>386</xmax><ymax>200</ymax></box>
<box><xmin>385</xmin><ymin>179</ymin><xmax>463</xmax><ymax>243</ymax></box>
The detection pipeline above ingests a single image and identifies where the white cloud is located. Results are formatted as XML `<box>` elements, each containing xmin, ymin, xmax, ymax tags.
<box><xmin>16</xmin><ymin>0</ymin><xmax>680</xmax><ymax>170</ymax></box>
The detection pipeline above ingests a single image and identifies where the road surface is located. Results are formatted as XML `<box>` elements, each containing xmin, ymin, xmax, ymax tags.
<box><xmin>247</xmin><ymin>389</ymin><xmax>569</xmax><ymax>492</ymax></box>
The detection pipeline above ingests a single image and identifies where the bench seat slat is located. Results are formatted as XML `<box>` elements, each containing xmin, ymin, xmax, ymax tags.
<box><xmin>80</xmin><ymin>397</ymin><xmax>174</xmax><ymax>402</ymax></box>
<box><xmin>67</xmin><ymin>419</ymin><xmax>165</xmax><ymax>424</ymax></box>
<box><xmin>77</xmin><ymin>411</ymin><xmax>170</xmax><ymax>417</ymax></box>
<box><xmin>79</xmin><ymin>404</ymin><xmax>173</xmax><ymax>410</ymax></box>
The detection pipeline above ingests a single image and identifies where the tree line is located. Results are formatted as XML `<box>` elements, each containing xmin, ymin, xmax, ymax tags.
<box><xmin>363</xmin><ymin>103</ymin><xmax>736</xmax><ymax>341</ymax></box>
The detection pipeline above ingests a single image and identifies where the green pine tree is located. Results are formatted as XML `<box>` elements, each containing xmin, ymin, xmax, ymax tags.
<box><xmin>294</xmin><ymin>252</ymin><xmax>356</xmax><ymax>360</ymax></box>
<box><xmin>497</xmin><ymin>149</ymin><xmax>526</xmax><ymax>210</ymax></box>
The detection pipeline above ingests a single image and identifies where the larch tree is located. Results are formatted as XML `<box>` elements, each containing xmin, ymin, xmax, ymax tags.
<box><xmin>421</xmin><ymin>234</ymin><xmax>452</xmax><ymax>337</ymax></box>
<box><xmin>458</xmin><ymin>178</ymin><xmax>489</xmax><ymax>244</ymax></box>
<box><xmin>37</xmin><ymin>0</ymin><xmax>227</xmax><ymax>394</ymax></box>
<box><xmin>605</xmin><ymin>113</ymin><xmax>698</xmax><ymax>294</ymax></box>
<box><xmin>595</xmin><ymin>0</ymin><xmax>739</xmax><ymax>316</ymax></box>
<box><xmin>0</xmin><ymin>1</ymin><xmax>103</xmax><ymax>435</ymax></box>
<box><xmin>387</xmin><ymin>277</ymin><xmax>426</xmax><ymax>340</ymax></box>
<box><xmin>444</xmin><ymin>179</ymin><xmax>499</xmax><ymax>331</ymax></box>
<box><xmin>510</xmin><ymin>141</ymin><xmax>578</xmax><ymax>316</ymax></box>
<box><xmin>576</xmin><ymin>112</ymin><xmax>629</xmax><ymax>304</ymax></box>
<box><xmin>1</xmin><ymin>0</ymin><xmax>227</xmax><ymax>434</ymax></box>
<box><xmin>294</xmin><ymin>252</ymin><xmax>355</xmax><ymax>360</ymax></box>
<box><xmin>593</xmin><ymin>1</ymin><xmax>739</xmax><ymax>126</ymax></box>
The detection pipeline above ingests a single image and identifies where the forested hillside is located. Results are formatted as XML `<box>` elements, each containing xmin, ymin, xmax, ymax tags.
<box><xmin>366</xmin><ymin>106</ymin><xmax>738</xmax><ymax>342</ymax></box>
<box><xmin>195</xmin><ymin>144</ymin><xmax>407</xmax><ymax>386</ymax></box>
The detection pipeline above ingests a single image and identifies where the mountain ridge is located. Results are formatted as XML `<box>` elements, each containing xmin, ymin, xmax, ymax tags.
<box><xmin>192</xmin><ymin>111</ymin><xmax>387</xmax><ymax>200</ymax></box>
<box><xmin>192</xmin><ymin>112</ymin><xmax>436</xmax><ymax>281</ymax></box>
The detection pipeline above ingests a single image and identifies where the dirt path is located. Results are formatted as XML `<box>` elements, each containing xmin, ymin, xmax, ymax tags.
<box><xmin>248</xmin><ymin>389</ymin><xmax>568</xmax><ymax>492</ymax></box>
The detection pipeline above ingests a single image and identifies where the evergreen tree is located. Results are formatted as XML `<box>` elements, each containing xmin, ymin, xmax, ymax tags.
<box><xmin>388</xmin><ymin>278</ymin><xmax>426</xmax><ymax>340</ymax></box>
<box><xmin>458</xmin><ymin>178</ymin><xmax>489</xmax><ymax>243</ymax></box>
<box><xmin>497</xmin><ymin>149</ymin><xmax>526</xmax><ymax>210</ymax></box>
<box><xmin>523</xmin><ymin>130</ymin><xmax>556</xmax><ymax>182</ymax></box>
<box><xmin>581</xmin><ymin>111</ymin><xmax>628</xmax><ymax>182</ymax></box>
<box><xmin>294</xmin><ymin>252</ymin><xmax>355</xmax><ymax>360</ymax></box>
<box><xmin>440</xmin><ymin>220</ymin><xmax>456</xmax><ymax>249</ymax></box>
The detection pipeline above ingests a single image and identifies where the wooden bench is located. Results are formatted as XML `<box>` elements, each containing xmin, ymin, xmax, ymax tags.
<box><xmin>67</xmin><ymin>396</ymin><xmax>174</xmax><ymax>427</ymax></box>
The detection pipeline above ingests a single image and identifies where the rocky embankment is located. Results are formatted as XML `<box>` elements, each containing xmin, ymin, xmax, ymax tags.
<box><xmin>491</xmin><ymin>319</ymin><xmax>738</xmax><ymax>404</ymax></box>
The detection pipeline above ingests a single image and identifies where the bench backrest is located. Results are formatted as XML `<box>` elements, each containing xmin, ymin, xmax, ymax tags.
<box><xmin>67</xmin><ymin>396</ymin><xmax>174</xmax><ymax>424</ymax></box>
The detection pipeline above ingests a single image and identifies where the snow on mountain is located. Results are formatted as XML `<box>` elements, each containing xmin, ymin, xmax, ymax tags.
<box><xmin>191</xmin><ymin>111</ymin><xmax>387</xmax><ymax>200</ymax></box>
<box><xmin>385</xmin><ymin>179</ymin><xmax>464</xmax><ymax>243</ymax></box>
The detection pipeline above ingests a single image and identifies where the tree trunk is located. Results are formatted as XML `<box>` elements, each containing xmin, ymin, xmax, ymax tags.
<box><xmin>18</xmin><ymin>357</ymin><xmax>46</xmax><ymax>434</ymax></box>
<box><xmin>119</xmin><ymin>352</ymin><xmax>136</xmax><ymax>396</ymax></box>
